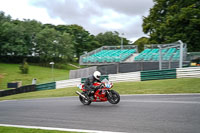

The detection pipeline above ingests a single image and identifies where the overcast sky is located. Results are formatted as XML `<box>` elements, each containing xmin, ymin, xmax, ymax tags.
<box><xmin>0</xmin><ymin>0</ymin><xmax>154</xmax><ymax>42</ymax></box>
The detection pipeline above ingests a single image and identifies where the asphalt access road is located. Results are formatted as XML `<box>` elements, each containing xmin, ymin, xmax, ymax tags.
<box><xmin>0</xmin><ymin>94</ymin><xmax>200</xmax><ymax>133</ymax></box>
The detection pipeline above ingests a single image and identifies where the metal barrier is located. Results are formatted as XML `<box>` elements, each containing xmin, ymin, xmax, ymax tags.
<box><xmin>141</xmin><ymin>69</ymin><xmax>176</xmax><ymax>81</ymax></box>
<box><xmin>109</xmin><ymin>72</ymin><xmax>140</xmax><ymax>82</ymax></box>
<box><xmin>176</xmin><ymin>67</ymin><xmax>200</xmax><ymax>78</ymax></box>
<box><xmin>36</xmin><ymin>82</ymin><xmax>56</xmax><ymax>91</ymax></box>
<box><xmin>56</xmin><ymin>78</ymin><xmax>81</xmax><ymax>89</ymax></box>
<box><xmin>0</xmin><ymin>85</ymin><xmax>36</xmax><ymax>97</ymax></box>
<box><xmin>57</xmin><ymin>67</ymin><xmax>200</xmax><ymax>88</ymax></box>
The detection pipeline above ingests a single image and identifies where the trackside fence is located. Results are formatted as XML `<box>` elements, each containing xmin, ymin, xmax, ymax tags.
<box><xmin>176</xmin><ymin>67</ymin><xmax>200</xmax><ymax>78</ymax></box>
<box><xmin>0</xmin><ymin>85</ymin><xmax>36</xmax><ymax>97</ymax></box>
<box><xmin>36</xmin><ymin>82</ymin><xmax>56</xmax><ymax>91</ymax></box>
<box><xmin>56</xmin><ymin>67</ymin><xmax>200</xmax><ymax>88</ymax></box>
<box><xmin>141</xmin><ymin>69</ymin><xmax>176</xmax><ymax>81</ymax></box>
<box><xmin>0</xmin><ymin>82</ymin><xmax>56</xmax><ymax>97</ymax></box>
<box><xmin>109</xmin><ymin>72</ymin><xmax>140</xmax><ymax>82</ymax></box>
<box><xmin>56</xmin><ymin>78</ymin><xmax>81</xmax><ymax>89</ymax></box>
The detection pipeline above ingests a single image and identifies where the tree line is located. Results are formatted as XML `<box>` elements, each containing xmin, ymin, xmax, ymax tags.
<box><xmin>0</xmin><ymin>11</ymin><xmax>130</xmax><ymax>64</ymax></box>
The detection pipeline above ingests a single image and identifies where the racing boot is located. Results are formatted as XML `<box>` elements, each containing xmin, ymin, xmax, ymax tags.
<box><xmin>89</xmin><ymin>91</ymin><xmax>95</xmax><ymax>100</ymax></box>
<box><xmin>89</xmin><ymin>95</ymin><xmax>95</xmax><ymax>101</ymax></box>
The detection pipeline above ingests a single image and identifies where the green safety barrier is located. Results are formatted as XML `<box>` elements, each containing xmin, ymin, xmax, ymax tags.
<box><xmin>36</xmin><ymin>82</ymin><xmax>56</xmax><ymax>91</ymax></box>
<box><xmin>141</xmin><ymin>69</ymin><xmax>176</xmax><ymax>81</ymax></box>
<box><xmin>81</xmin><ymin>75</ymin><xmax>109</xmax><ymax>83</ymax></box>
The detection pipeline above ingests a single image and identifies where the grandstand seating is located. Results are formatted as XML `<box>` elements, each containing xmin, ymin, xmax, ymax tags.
<box><xmin>134</xmin><ymin>48</ymin><xmax>180</xmax><ymax>61</ymax></box>
<box><xmin>82</xmin><ymin>49</ymin><xmax>136</xmax><ymax>63</ymax></box>
<box><xmin>172</xmin><ymin>49</ymin><xmax>180</xmax><ymax>61</ymax></box>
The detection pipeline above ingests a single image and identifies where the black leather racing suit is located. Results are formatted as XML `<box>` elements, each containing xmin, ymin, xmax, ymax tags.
<box><xmin>84</xmin><ymin>75</ymin><xmax>101</xmax><ymax>97</ymax></box>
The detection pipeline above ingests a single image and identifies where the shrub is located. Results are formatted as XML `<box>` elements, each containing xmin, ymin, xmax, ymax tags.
<box><xmin>19</xmin><ymin>59</ymin><xmax>29</xmax><ymax>74</ymax></box>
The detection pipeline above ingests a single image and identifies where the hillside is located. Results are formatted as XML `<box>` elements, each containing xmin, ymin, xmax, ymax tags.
<box><xmin>0</xmin><ymin>63</ymin><xmax>72</xmax><ymax>90</ymax></box>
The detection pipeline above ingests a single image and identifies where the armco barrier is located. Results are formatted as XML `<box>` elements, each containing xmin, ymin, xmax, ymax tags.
<box><xmin>141</xmin><ymin>69</ymin><xmax>176</xmax><ymax>81</ymax></box>
<box><xmin>55</xmin><ymin>67</ymin><xmax>199</xmax><ymax>89</ymax></box>
<box><xmin>109</xmin><ymin>72</ymin><xmax>141</xmax><ymax>82</ymax></box>
<box><xmin>176</xmin><ymin>67</ymin><xmax>200</xmax><ymax>78</ymax></box>
<box><xmin>0</xmin><ymin>85</ymin><xmax>36</xmax><ymax>97</ymax></box>
<box><xmin>0</xmin><ymin>89</ymin><xmax>18</xmax><ymax>97</ymax></box>
<box><xmin>17</xmin><ymin>85</ymin><xmax>36</xmax><ymax>93</ymax></box>
<box><xmin>36</xmin><ymin>82</ymin><xmax>56</xmax><ymax>91</ymax></box>
<box><xmin>56</xmin><ymin>78</ymin><xmax>81</xmax><ymax>89</ymax></box>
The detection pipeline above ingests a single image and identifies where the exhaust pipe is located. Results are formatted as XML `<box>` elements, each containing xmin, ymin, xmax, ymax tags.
<box><xmin>76</xmin><ymin>91</ymin><xmax>87</xmax><ymax>99</ymax></box>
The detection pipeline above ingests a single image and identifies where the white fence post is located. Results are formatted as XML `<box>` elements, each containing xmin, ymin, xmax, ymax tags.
<box><xmin>178</xmin><ymin>40</ymin><xmax>184</xmax><ymax>68</ymax></box>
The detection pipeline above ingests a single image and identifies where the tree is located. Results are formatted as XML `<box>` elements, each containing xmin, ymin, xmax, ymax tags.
<box><xmin>95</xmin><ymin>31</ymin><xmax>130</xmax><ymax>47</ymax></box>
<box><xmin>0</xmin><ymin>11</ymin><xmax>11</xmax><ymax>54</ymax></box>
<box><xmin>143</xmin><ymin>0</ymin><xmax>200</xmax><ymax>51</ymax></box>
<box><xmin>34</xmin><ymin>27</ymin><xmax>74</xmax><ymax>62</ymax></box>
<box><xmin>0</xmin><ymin>12</ymin><xmax>43</xmax><ymax>57</ymax></box>
<box><xmin>61</xmin><ymin>24</ymin><xmax>95</xmax><ymax>59</ymax></box>
<box><xmin>134</xmin><ymin>37</ymin><xmax>149</xmax><ymax>52</ymax></box>
<box><xmin>0</xmin><ymin>20</ymin><xmax>28</xmax><ymax>56</ymax></box>
<box><xmin>21</xmin><ymin>19</ymin><xmax>43</xmax><ymax>56</ymax></box>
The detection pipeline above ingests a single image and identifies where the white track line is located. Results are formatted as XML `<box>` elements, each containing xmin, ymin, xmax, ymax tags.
<box><xmin>0</xmin><ymin>100</ymin><xmax>17</xmax><ymax>103</ymax></box>
<box><xmin>123</xmin><ymin>100</ymin><xmax>200</xmax><ymax>104</ymax></box>
<box><xmin>121</xmin><ymin>93</ymin><xmax>200</xmax><ymax>96</ymax></box>
<box><xmin>0</xmin><ymin>124</ymin><xmax>125</xmax><ymax>133</ymax></box>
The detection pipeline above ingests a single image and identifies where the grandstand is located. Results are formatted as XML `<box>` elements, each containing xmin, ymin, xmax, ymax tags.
<box><xmin>79</xmin><ymin>45</ymin><xmax>138</xmax><ymax>65</ymax></box>
<box><xmin>80</xmin><ymin>41</ymin><xmax>187</xmax><ymax>65</ymax></box>
<box><xmin>134</xmin><ymin>41</ymin><xmax>187</xmax><ymax>62</ymax></box>
<box><xmin>73</xmin><ymin>41</ymin><xmax>188</xmax><ymax>79</ymax></box>
<box><xmin>134</xmin><ymin>47</ymin><xmax>181</xmax><ymax>61</ymax></box>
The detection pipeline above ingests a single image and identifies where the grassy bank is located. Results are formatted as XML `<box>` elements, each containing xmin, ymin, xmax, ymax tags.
<box><xmin>0</xmin><ymin>63</ymin><xmax>71</xmax><ymax>90</ymax></box>
<box><xmin>114</xmin><ymin>78</ymin><xmax>200</xmax><ymax>94</ymax></box>
<box><xmin>0</xmin><ymin>126</ymin><xmax>79</xmax><ymax>133</ymax></box>
<box><xmin>0</xmin><ymin>87</ymin><xmax>79</xmax><ymax>101</ymax></box>
<box><xmin>0</xmin><ymin>78</ymin><xmax>199</xmax><ymax>101</ymax></box>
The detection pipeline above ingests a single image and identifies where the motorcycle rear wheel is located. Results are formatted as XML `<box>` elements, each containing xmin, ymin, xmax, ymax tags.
<box><xmin>107</xmin><ymin>90</ymin><xmax>120</xmax><ymax>104</ymax></box>
<box><xmin>79</xmin><ymin>92</ymin><xmax>91</xmax><ymax>105</ymax></box>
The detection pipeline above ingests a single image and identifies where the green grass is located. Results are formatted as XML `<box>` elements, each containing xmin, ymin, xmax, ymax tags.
<box><xmin>0</xmin><ymin>63</ymin><xmax>70</xmax><ymax>90</ymax></box>
<box><xmin>0</xmin><ymin>87</ymin><xmax>79</xmax><ymax>101</ymax></box>
<box><xmin>114</xmin><ymin>78</ymin><xmax>200</xmax><ymax>94</ymax></box>
<box><xmin>0</xmin><ymin>78</ymin><xmax>200</xmax><ymax>101</ymax></box>
<box><xmin>0</xmin><ymin>126</ymin><xmax>80</xmax><ymax>133</ymax></box>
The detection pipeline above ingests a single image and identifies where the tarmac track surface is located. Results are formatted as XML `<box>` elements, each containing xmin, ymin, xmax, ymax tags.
<box><xmin>0</xmin><ymin>94</ymin><xmax>200</xmax><ymax>133</ymax></box>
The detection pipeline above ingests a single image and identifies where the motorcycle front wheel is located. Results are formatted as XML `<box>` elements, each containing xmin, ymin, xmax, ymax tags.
<box><xmin>79</xmin><ymin>92</ymin><xmax>91</xmax><ymax>105</ymax></box>
<box><xmin>107</xmin><ymin>90</ymin><xmax>120</xmax><ymax>104</ymax></box>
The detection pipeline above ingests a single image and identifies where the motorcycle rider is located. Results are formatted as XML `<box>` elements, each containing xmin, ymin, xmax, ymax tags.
<box><xmin>84</xmin><ymin>71</ymin><xmax>104</xmax><ymax>100</ymax></box>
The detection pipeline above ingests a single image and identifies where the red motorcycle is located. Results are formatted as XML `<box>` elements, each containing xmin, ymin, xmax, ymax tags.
<box><xmin>76</xmin><ymin>80</ymin><xmax>120</xmax><ymax>105</ymax></box>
